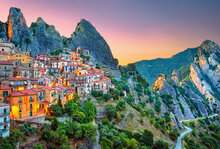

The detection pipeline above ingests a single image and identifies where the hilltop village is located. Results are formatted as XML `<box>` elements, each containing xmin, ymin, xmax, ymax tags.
<box><xmin>0</xmin><ymin>38</ymin><xmax>115</xmax><ymax>137</ymax></box>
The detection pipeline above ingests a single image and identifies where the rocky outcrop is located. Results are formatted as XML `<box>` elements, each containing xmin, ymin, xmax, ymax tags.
<box><xmin>7</xmin><ymin>7</ymin><xmax>32</xmax><ymax>50</ymax></box>
<box><xmin>190</xmin><ymin>40</ymin><xmax>220</xmax><ymax>109</ymax></box>
<box><xmin>171</xmin><ymin>70</ymin><xmax>179</xmax><ymax>83</ymax></box>
<box><xmin>0</xmin><ymin>21</ymin><xmax>7</xmax><ymax>39</ymax></box>
<box><xmin>29</xmin><ymin>17</ymin><xmax>64</xmax><ymax>56</ymax></box>
<box><xmin>68</xmin><ymin>19</ymin><xmax>117</xmax><ymax>68</ymax></box>
<box><xmin>152</xmin><ymin>73</ymin><xmax>211</xmax><ymax>123</ymax></box>
<box><xmin>2</xmin><ymin>7</ymin><xmax>117</xmax><ymax>68</ymax></box>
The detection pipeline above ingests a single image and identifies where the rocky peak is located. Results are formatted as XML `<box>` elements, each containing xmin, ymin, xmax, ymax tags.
<box><xmin>200</xmin><ymin>40</ymin><xmax>220</xmax><ymax>54</ymax></box>
<box><xmin>69</xmin><ymin>19</ymin><xmax>117</xmax><ymax>68</ymax></box>
<box><xmin>8</xmin><ymin>7</ymin><xmax>29</xmax><ymax>40</ymax></box>
<box><xmin>152</xmin><ymin>74</ymin><xmax>166</xmax><ymax>91</ymax></box>
<box><xmin>36</xmin><ymin>17</ymin><xmax>45</xmax><ymax>25</ymax></box>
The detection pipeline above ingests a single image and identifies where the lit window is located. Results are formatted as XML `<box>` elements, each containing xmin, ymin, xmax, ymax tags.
<box><xmin>19</xmin><ymin>104</ymin><xmax>22</xmax><ymax>109</ymax></box>
<box><xmin>30</xmin><ymin>104</ymin><xmax>32</xmax><ymax>109</ymax></box>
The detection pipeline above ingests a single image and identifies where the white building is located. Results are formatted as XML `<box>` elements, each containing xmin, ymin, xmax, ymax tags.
<box><xmin>0</xmin><ymin>103</ymin><xmax>10</xmax><ymax>137</ymax></box>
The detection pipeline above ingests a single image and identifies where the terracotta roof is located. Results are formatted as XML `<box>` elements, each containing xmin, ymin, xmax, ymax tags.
<box><xmin>9</xmin><ymin>77</ymin><xmax>29</xmax><ymax>81</ymax></box>
<box><xmin>19</xmin><ymin>89</ymin><xmax>37</xmax><ymax>95</ymax></box>
<box><xmin>41</xmin><ymin>101</ymin><xmax>50</xmax><ymax>105</ymax></box>
<box><xmin>0</xmin><ymin>103</ymin><xmax>10</xmax><ymax>107</ymax></box>
<box><xmin>0</xmin><ymin>60</ymin><xmax>13</xmax><ymax>65</ymax></box>
<box><xmin>11</xmin><ymin>91</ymin><xmax>24</xmax><ymax>97</ymax></box>
<box><xmin>32</xmin><ymin>88</ymin><xmax>44</xmax><ymax>92</ymax></box>
<box><xmin>0</xmin><ymin>86</ymin><xmax>11</xmax><ymax>90</ymax></box>
<box><xmin>41</xmin><ymin>86</ymin><xmax>55</xmax><ymax>91</ymax></box>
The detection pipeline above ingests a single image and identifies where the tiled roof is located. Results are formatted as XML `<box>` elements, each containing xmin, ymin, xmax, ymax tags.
<box><xmin>0</xmin><ymin>86</ymin><xmax>11</xmax><ymax>90</ymax></box>
<box><xmin>11</xmin><ymin>91</ymin><xmax>24</xmax><ymax>96</ymax></box>
<box><xmin>9</xmin><ymin>77</ymin><xmax>29</xmax><ymax>81</ymax></box>
<box><xmin>19</xmin><ymin>89</ymin><xmax>37</xmax><ymax>95</ymax></box>
<box><xmin>32</xmin><ymin>88</ymin><xmax>44</xmax><ymax>92</ymax></box>
<box><xmin>41</xmin><ymin>86</ymin><xmax>55</xmax><ymax>91</ymax></box>
<box><xmin>0</xmin><ymin>60</ymin><xmax>13</xmax><ymax>65</ymax></box>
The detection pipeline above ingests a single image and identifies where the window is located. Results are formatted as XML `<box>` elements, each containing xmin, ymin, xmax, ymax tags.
<box><xmin>19</xmin><ymin>113</ymin><xmax>21</xmax><ymax>119</ymax></box>
<box><xmin>16</xmin><ymin>55</ymin><xmax>18</xmax><ymax>57</ymax></box>
<box><xmin>19</xmin><ymin>55</ymin><xmax>21</xmax><ymax>57</ymax></box>
<box><xmin>22</xmin><ymin>59</ymin><xmax>24</xmax><ymax>61</ymax></box>
<box><xmin>30</xmin><ymin>104</ymin><xmax>32</xmax><ymax>109</ymax></box>
<box><xmin>4</xmin><ymin>108</ymin><xmax>6</xmax><ymax>114</ymax></box>
<box><xmin>3</xmin><ymin>91</ymin><xmax>8</xmax><ymax>96</ymax></box>
<box><xmin>30</xmin><ymin>96</ymin><xmax>33</xmax><ymax>102</ymax></box>
<box><xmin>4</xmin><ymin>66</ymin><xmax>7</xmax><ymax>70</ymax></box>
<box><xmin>19</xmin><ymin>97</ymin><xmax>22</xmax><ymax>103</ymax></box>
<box><xmin>19</xmin><ymin>104</ymin><xmax>22</xmax><ymax>110</ymax></box>
<box><xmin>2</xmin><ymin>48</ymin><xmax>4</xmax><ymax>51</ymax></box>
<box><xmin>30</xmin><ymin>111</ymin><xmax>32</xmax><ymax>116</ymax></box>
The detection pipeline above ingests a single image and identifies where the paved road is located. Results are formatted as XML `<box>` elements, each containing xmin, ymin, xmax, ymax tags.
<box><xmin>174</xmin><ymin>113</ymin><xmax>219</xmax><ymax>149</ymax></box>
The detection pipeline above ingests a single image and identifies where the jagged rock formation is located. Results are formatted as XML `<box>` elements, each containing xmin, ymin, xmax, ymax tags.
<box><xmin>190</xmin><ymin>40</ymin><xmax>220</xmax><ymax>109</ymax></box>
<box><xmin>0</xmin><ymin>21</ymin><xmax>7</xmax><ymax>39</ymax></box>
<box><xmin>7</xmin><ymin>7</ymin><xmax>32</xmax><ymax>51</ymax></box>
<box><xmin>29</xmin><ymin>17</ymin><xmax>64</xmax><ymax>56</ymax></box>
<box><xmin>68</xmin><ymin>19</ymin><xmax>117</xmax><ymax>68</ymax></box>
<box><xmin>171</xmin><ymin>70</ymin><xmax>179</xmax><ymax>83</ymax></box>
<box><xmin>152</xmin><ymin>74</ymin><xmax>197</xmax><ymax>121</ymax></box>
<box><xmin>1</xmin><ymin>7</ymin><xmax>117</xmax><ymax>68</ymax></box>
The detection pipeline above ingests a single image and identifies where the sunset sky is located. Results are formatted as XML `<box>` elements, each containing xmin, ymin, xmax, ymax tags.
<box><xmin>0</xmin><ymin>0</ymin><xmax>220</xmax><ymax>65</ymax></box>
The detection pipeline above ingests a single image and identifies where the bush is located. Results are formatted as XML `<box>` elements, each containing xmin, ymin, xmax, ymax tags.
<box><xmin>50</xmin><ymin>104</ymin><xmax>63</xmax><ymax>116</ymax></box>
<box><xmin>105</xmin><ymin>105</ymin><xmax>117</xmax><ymax>120</ymax></box>
<box><xmin>116</xmin><ymin>101</ymin><xmax>126</xmax><ymax>111</ymax></box>
<box><xmin>169</xmin><ymin>131</ymin><xmax>179</xmax><ymax>141</ymax></box>
<box><xmin>91</xmin><ymin>90</ymin><xmax>103</xmax><ymax>97</ymax></box>
<box><xmin>152</xmin><ymin>140</ymin><xmax>168</xmax><ymax>149</ymax></box>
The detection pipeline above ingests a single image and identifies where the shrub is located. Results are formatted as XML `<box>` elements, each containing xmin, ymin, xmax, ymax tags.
<box><xmin>152</xmin><ymin>140</ymin><xmax>168</xmax><ymax>149</ymax></box>
<box><xmin>169</xmin><ymin>131</ymin><xmax>179</xmax><ymax>141</ymax></box>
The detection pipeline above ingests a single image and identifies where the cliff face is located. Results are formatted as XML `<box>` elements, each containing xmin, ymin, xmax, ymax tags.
<box><xmin>190</xmin><ymin>40</ymin><xmax>220</xmax><ymax>109</ymax></box>
<box><xmin>68</xmin><ymin>19</ymin><xmax>117</xmax><ymax>68</ymax></box>
<box><xmin>3</xmin><ymin>7</ymin><xmax>117</xmax><ymax>68</ymax></box>
<box><xmin>7</xmin><ymin>7</ymin><xmax>32</xmax><ymax>51</ymax></box>
<box><xmin>152</xmin><ymin>74</ymin><xmax>200</xmax><ymax>121</ymax></box>
<box><xmin>29</xmin><ymin>17</ymin><xmax>64</xmax><ymax>56</ymax></box>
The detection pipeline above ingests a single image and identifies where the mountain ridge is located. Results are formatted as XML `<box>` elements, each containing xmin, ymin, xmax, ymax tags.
<box><xmin>0</xmin><ymin>7</ymin><xmax>117</xmax><ymax>68</ymax></box>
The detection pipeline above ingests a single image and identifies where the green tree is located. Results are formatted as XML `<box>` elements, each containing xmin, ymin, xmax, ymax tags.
<box><xmin>142</xmin><ymin>129</ymin><xmax>154</xmax><ymax>147</ymax></box>
<box><xmin>100</xmin><ymin>137</ymin><xmax>113</xmax><ymax>149</ymax></box>
<box><xmin>105</xmin><ymin>104</ymin><xmax>117</xmax><ymax>120</ymax></box>
<box><xmin>152</xmin><ymin>140</ymin><xmax>168</xmax><ymax>149</ymax></box>
<box><xmin>64</xmin><ymin>100</ymin><xmax>78</xmax><ymax>116</ymax></box>
<box><xmin>50</xmin><ymin>104</ymin><xmax>63</xmax><ymax>116</ymax></box>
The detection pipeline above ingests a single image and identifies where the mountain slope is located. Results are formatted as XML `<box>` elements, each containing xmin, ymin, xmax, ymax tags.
<box><xmin>135</xmin><ymin>48</ymin><xmax>198</xmax><ymax>86</ymax></box>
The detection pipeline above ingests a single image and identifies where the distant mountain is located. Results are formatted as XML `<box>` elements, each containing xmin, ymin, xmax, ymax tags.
<box><xmin>135</xmin><ymin>47</ymin><xmax>198</xmax><ymax>86</ymax></box>
<box><xmin>0</xmin><ymin>7</ymin><xmax>117</xmax><ymax>68</ymax></box>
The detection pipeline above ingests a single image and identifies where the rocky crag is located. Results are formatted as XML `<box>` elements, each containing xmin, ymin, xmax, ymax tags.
<box><xmin>150</xmin><ymin>40</ymin><xmax>220</xmax><ymax>127</ymax></box>
<box><xmin>0</xmin><ymin>7</ymin><xmax>117</xmax><ymax>68</ymax></box>
<box><xmin>190</xmin><ymin>40</ymin><xmax>220</xmax><ymax>109</ymax></box>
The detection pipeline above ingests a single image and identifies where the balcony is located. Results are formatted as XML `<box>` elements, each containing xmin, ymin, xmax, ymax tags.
<box><xmin>0</xmin><ymin>112</ymin><xmax>10</xmax><ymax>116</ymax></box>
<box><xmin>0</xmin><ymin>128</ymin><xmax>10</xmax><ymax>133</ymax></box>
<box><xmin>0</xmin><ymin>73</ymin><xmax>9</xmax><ymax>77</ymax></box>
